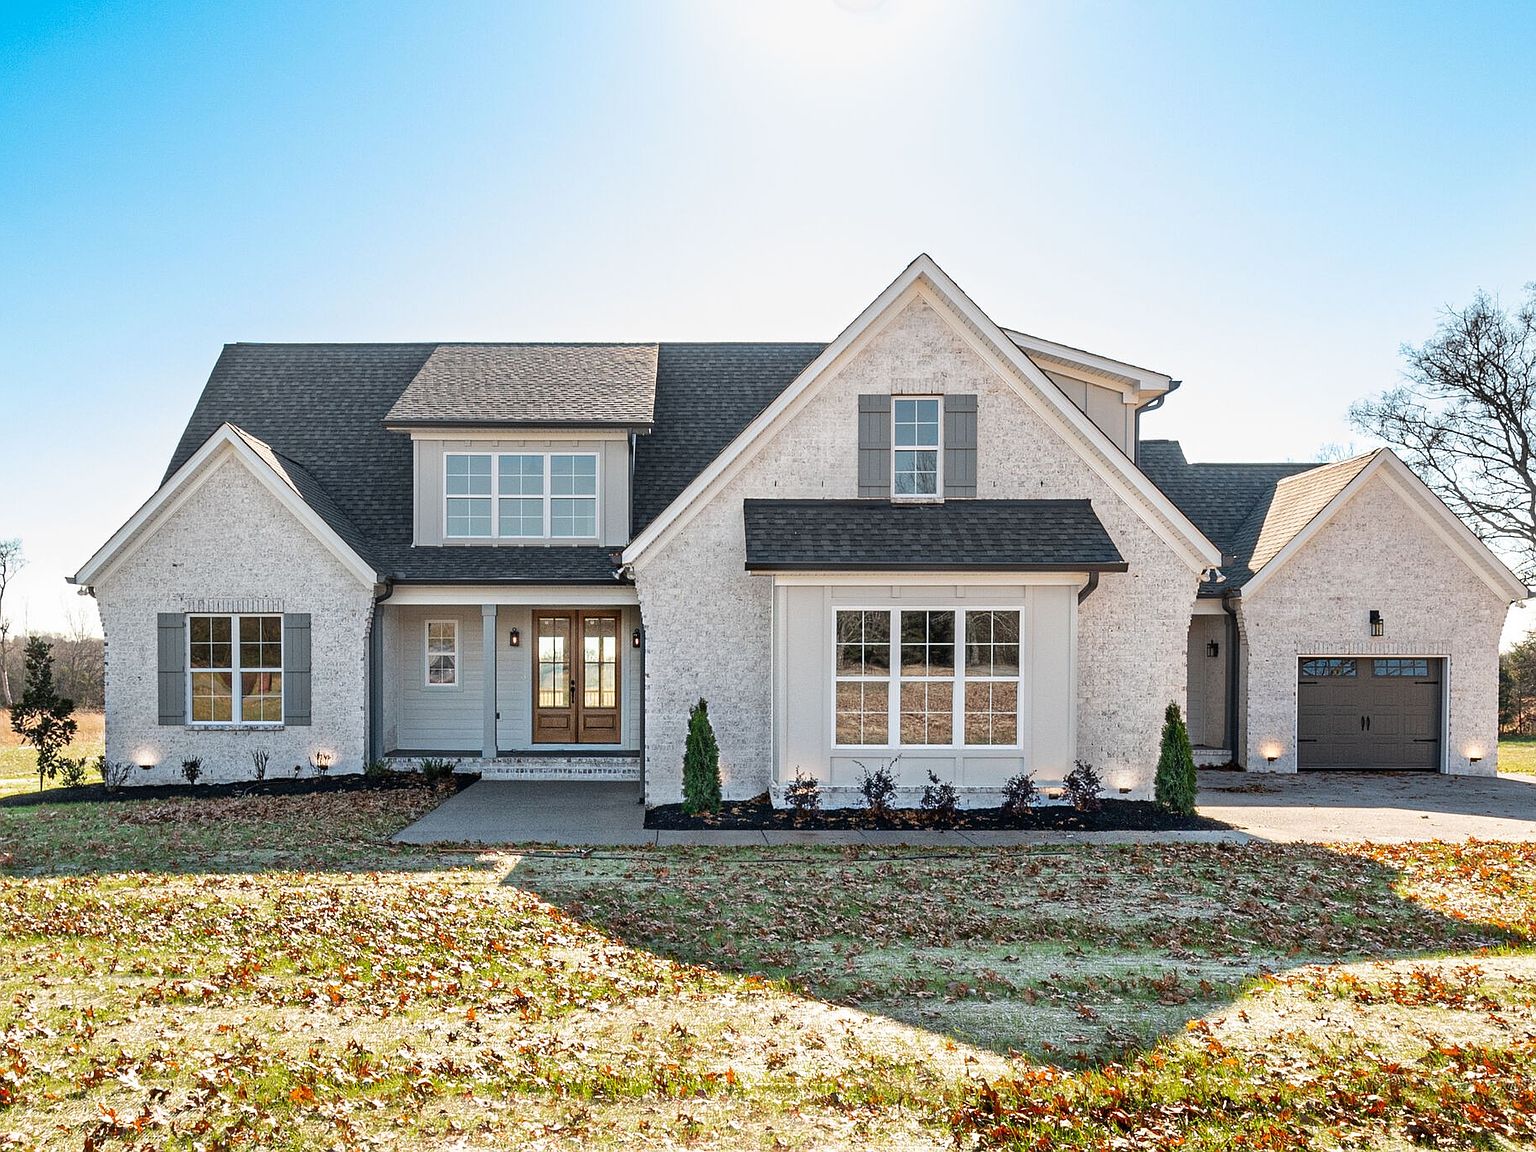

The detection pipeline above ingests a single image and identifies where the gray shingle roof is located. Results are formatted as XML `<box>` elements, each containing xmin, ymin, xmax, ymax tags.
<box><xmin>384</xmin><ymin>343</ymin><xmax>658</xmax><ymax>427</ymax></box>
<box><xmin>164</xmin><ymin>342</ymin><xmax>821</xmax><ymax>585</ymax></box>
<box><xmin>632</xmin><ymin>343</ymin><xmax>825</xmax><ymax>532</ymax></box>
<box><xmin>743</xmin><ymin>499</ymin><xmax>1127</xmax><ymax>572</ymax></box>
<box><xmin>1138</xmin><ymin>439</ymin><xmax>1375</xmax><ymax>594</ymax></box>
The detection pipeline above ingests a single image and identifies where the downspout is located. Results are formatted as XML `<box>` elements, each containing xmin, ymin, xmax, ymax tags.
<box><xmin>368</xmin><ymin>579</ymin><xmax>395</xmax><ymax>765</ymax></box>
<box><xmin>1076</xmin><ymin>571</ymin><xmax>1100</xmax><ymax>605</ymax></box>
<box><xmin>1132</xmin><ymin>380</ymin><xmax>1181</xmax><ymax>465</ymax></box>
<box><xmin>1221</xmin><ymin>591</ymin><xmax>1240</xmax><ymax>762</ymax></box>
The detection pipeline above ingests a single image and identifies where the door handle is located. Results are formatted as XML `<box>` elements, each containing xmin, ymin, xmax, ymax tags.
<box><xmin>569</xmin><ymin>678</ymin><xmax>577</xmax><ymax>696</ymax></box>
<box><xmin>1365</xmin><ymin>715</ymin><xmax>1371</xmax><ymax>732</ymax></box>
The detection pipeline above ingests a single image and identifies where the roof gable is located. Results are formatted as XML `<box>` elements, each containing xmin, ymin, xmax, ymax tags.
<box><xmin>1237</xmin><ymin>450</ymin><xmax>1529</xmax><ymax>602</ymax></box>
<box><xmin>622</xmin><ymin>255</ymin><xmax>1222</xmax><ymax>573</ymax></box>
<box><xmin>75</xmin><ymin>423</ymin><xmax>378</xmax><ymax>588</ymax></box>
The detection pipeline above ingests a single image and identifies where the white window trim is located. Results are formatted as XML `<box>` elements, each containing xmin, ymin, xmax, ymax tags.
<box><xmin>424</xmin><ymin>619</ymin><xmax>459</xmax><ymax>688</ymax></box>
<box><xmin>891</xmin><ymin>396</ymin><xmax>944</xmax><ymax>501</ymax></box>
<box><xmin>443</xmin><ymin>451</ymin><xmax>600</xmax><ymax>540</ymax></box>
<box><xmin>186</xmin><ymin>612</ymin><xmax>284</xmax><ymax>728</ymax></box>
<box><xmin>831</xmin><ymin>606</ymin><xmax>1024</xmax><ymax>751</ymax></box>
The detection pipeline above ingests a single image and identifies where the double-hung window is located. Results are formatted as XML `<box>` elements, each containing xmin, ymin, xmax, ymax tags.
<box><xmin>893</xmin><ymin>397</ymin><xmax>941</xmax><ymax>497</ymax></box>
<box><xmin>426</xmin><ymin>621</ymin><xmax>458</xmax><ymax>686</ymax></box>
<box><xmin>444</xmin><ymin>452</ymin><xmax>599</xmax><ymax>539</ymax></box>
<box><xmin>833</xmin><ymin>608</ymin><xmax>1021</xmax><ymax>748</ymax></box>
<box><xmin>188</xmin><ymin>614</ymin><xmax>282</xmax><ymax>724</ymax></box>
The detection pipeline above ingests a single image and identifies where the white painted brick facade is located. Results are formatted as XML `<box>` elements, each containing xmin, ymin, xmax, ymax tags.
<box><xmin>1237</xmin><ymin>472</ymin><xmax>1508</xmax><ymax>775</ymax></box>
<box><xmin>633</xmin><ymin>296</ymin><xmax>1203</xmax><ymax>804</ymax></box>
<box><xmin>93</xmin><ymin>454</ymin><xmax>374</xmax><ymax>784</ymax></box>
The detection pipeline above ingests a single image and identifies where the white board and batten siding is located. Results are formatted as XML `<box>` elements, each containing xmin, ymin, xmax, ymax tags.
<box><xmin>773</xmin><ymin>582</ymin><xmax>1076</xmax><ymax>796</ymax></box>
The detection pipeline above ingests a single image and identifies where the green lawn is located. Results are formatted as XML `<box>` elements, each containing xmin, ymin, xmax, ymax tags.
<box><xmin>1</xmin><ymin>780</ymin><xmax>1534</xmax><ymax>1149</ymax></box>
<box><xmin>0</xmin><ymin>708</ymin><xmax>104</xmax><ymax>799</ymax></box>
<box><xmin>1500</xmin><ymin>733</ymin><xmax>1536</xmax><ymax>774</ymax></box>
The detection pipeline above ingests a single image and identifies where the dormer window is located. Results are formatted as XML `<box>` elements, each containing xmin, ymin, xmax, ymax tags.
<box><xmin>445</xmin><ymin>452</ymin><xmax>599</xmax><ymax>539</ymax></box>
<box><xmin>893</xmin><ymin>397</ymin><xmax>941</xmax><ymax>498</ymax></box>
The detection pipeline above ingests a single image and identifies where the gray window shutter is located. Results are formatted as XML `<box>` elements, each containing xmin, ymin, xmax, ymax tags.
<box><xmin>944</xmin><ymin>394</ymin><xmax>977</xmax><ymax>498</ymax></box>
<box><xmin>857</xmin><ymin>394</ymin><xmax>891</xmax><ymax>498</ymax></box>
<box><xmin>157</xmin><ymin>613</ymin><xmax>185</xmax><ymax>726</ymax></box>
<box><xmin>284</xmin><ymin>613</ymin><xmax>312</xmax><ymax>727</ymax></box>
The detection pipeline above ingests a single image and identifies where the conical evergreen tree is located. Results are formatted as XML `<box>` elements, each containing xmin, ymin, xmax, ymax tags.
<box><xmin>682</xmin><ymin>698</ymin><xmax>721</xmax><ymax>815</ymax></box>
<box><xmin>1154</xmin><ymin>701</ymin><xmax>1197</xmax><ymax>815</ymax></box>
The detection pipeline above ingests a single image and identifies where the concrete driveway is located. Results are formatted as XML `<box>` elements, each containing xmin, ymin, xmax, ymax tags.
<box><xmin>1196</xmin><ymin>770</ymin><xmax>1536</xmax><ymax>842</ymax></box>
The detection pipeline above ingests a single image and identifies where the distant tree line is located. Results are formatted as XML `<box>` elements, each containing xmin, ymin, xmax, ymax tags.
<box><xmin>1503</xmin><ymin>636</ymin><xmax>1536</xmax><ymax>736</ymax></box>
<box><xmin>1</xmin><ymin>629</ymin><xmax>103</xmax><ymax>712</ymax></box>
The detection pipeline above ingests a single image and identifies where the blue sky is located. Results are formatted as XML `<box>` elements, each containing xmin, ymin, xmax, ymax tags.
<box><xmin>3</xmin><ymin>0</ymin><xmax>1535</xmax><ymax>634</ymax></box>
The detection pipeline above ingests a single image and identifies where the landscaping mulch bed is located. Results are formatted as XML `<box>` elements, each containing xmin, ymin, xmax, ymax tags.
<box><xmin>645</xmin><ymin>795</ymin><xmax>1229</xmax><ymax>832</ymax></box>
<box><xmin>0</xmin><ymin>771</ymin><xmax>481</xmax><ymax>808</ymax></box>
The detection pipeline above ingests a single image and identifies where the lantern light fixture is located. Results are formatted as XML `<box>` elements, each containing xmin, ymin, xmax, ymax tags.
<box><xmin>1206</xmin><ymin>640</ymin><xmax>1220</xmax><ymax>658</ymax></box>
<box><xmin>632</xmin><ymin>627</ymin><xmax>643</xmax><ymax>649</ymax></box>
<box><xmin>509</xmin><ymin>628</ymin><xmax>521</xmax><ymax>647</ymax></box>
<box><xmin>1369</xmin><ymin>610</ymin><xmax>1384</xmax><ymax>638</ymax></box>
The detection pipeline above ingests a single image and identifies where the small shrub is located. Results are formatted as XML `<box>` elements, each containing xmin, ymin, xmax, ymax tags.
<box><xmin>309</xmin><ymin>751</ymin><xmax>334</xmax><ymax>777</ymax></box>
<box><xmin>180</xmin><ymin>758</ymin><xmax>203</xmax><ymax>786</ymax></box>
<box><xmin>1001</xmin><ymin>770</ymin><xmax>1038</xmax><ymax>814</ymax></box>
<box><xmin>56</xmin><ymin>757</ymin><xmax>88</xmax><ymax>789</ymax></box>
<box><xmin>855</xmin><ymin>757</ymin><xmax>898</xmax><ymax>819</ymax></box>
<box><xmin>363</xmin><ymin>758</ymin><xmax>392</xmax><ymax>779</ymax></box>
<box><xmin>919</xmin><ymin>770</ymin><xmax>959</xmax><ymax>826</ymax></box>
<box><xmin>784</xmin><ymin>769</ymin><xmax>821</xmax><ymax>820</ymax></box>
<box><xmin>418</xmin><ymin>757</ymin><xmax>457</xmax><ymax>783</ymax></box>
<box><xmin>95</xmin><ymin>756</ymin><xmax>132</xmax><ymax>791</ymax></box>
<box><xmin>250</xmin><ymin>749</ymin><xmax>269</xmax><ymax>782</ymax></box>
<box><xmin>1154</xmin><ymin>701</ymin><xmax>1198</xmax><ymax>815</ymax></box>
<box><xmin>1064</xmin><ymin>760</ymin><xmax>1103</xmax><ymax>811</ymax></box>
<box><xmin>682</xmin><ymin>698</ymin><xmax>722</xmax><ymax>815</ymax></box>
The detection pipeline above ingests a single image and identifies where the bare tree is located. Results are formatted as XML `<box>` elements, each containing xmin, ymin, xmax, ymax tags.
<box><xmin>1351</xmin><ymin>285</ymin><xmax>1536</xmax><ymax>580</ymax></box>
<box><xmin>0</xmin><ymin>539</ymin><xmax>21</xmax><ymax>707</ymax></box>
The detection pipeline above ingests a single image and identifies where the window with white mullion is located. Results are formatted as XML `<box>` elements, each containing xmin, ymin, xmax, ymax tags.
<box><xmin>444</xmin><ymin>451</ymin><xmax>599</xmax><ymax>540</ymax></box>
<box><xmin>188</xmin><ymin>613</ymin><xmax>282</xmax><ymax>725</ymax></box>
<box><xmin>832</xmin><ymin>607</ymin><xmax>1023</xmax><ymax>749</ymax></box>
<box><xmin>892</xmin><ymin>397</ymin><xmax>942</xmax><ymax>498</ymax></box>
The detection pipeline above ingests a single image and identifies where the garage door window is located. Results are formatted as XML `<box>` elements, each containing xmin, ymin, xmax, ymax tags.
<box><xmin>1300</xmin><ymin>658</ymin><xmax>1357</xmax><ymax>677</ymax></box>
<box><xmin>1373</xmin><ymin>659</ymin><xmax>1430</xmax><ymax>677</ymax></box>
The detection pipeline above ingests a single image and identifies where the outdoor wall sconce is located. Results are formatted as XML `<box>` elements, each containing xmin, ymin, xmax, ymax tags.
<box><xmin>632</xmin><ymin>627</ymin><xmax>643</xmax><ymax>649</ymax></box>
<box><xmin>509</xmin><ymin>628</ymin><xmax>521</xmax><ymax>647</ymax></box>
<box><xmin>1206</xmin><ymin>640</ymin><xmax>1220</xmax><ymax>658</ymax></box>
<box><xmin>1467</xmin><ymin>747</ymin><xmax>1484</xmax><ymax>763</ymax></box>
<box><xmin>1260</xmin><ymin>741</ymin><xmax>1282</xmax><ymax>764</ymax></box>
<box><xmin>1369</xmin><ymin>610</ymin><xmax>1384</xmax><ymax>638</ymax></box>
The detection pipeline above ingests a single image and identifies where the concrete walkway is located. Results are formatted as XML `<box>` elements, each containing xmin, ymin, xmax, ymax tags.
<box><xmin>394</xmin><ymin>779</ymin><xmax>1242</xmax><ymax>847</ymax></box>
<box><xmin>395</xmin><ymin>771</ymin><xmax>1536</xmax><ymax>848</ymax></box>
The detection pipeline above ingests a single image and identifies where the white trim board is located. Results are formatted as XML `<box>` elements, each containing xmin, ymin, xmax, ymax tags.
<box><xmin>385</xmin><ymin>584</ymin><xmax>639</xmax><ymax>607</ymax></box>
<box><xmin>72</xmin><ymin>423</ymin><xmax>378</xmax><ymax>589</ymax></box>
<box><xmin>1238</xmin><ymin>450</ymin><xmax>1528</xmax><ymax>603</ymax></box>
<box><xmin>620</xmin><ymin>254</ymin><xmax>1222</xmax><ymax>575</ymax></box>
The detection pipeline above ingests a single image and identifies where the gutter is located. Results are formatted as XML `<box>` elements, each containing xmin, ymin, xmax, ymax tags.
<box><xmin>1132</xmin><ymin>379</ymin><xmax>1181</xmax><ymax>465</ymax></box>
<box><xmin>1221</xmin><ymin>590</ymin><xmax>1240</xmax><ymax>762</ymax></box>
<box><xmin>368</xmin><ymin>578</ymin><xmax>395</xmax><ymax>765</ymax></box>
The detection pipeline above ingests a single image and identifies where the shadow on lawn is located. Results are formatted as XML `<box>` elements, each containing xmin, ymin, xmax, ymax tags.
<box><xmin>505</xmin><ymin>840</ymin><xmax>1524</xmax><ymax>1061</ymax></box>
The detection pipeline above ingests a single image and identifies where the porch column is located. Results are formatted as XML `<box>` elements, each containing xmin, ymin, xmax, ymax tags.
<box><xmin>481</xmin><ymin>604</ymin><xmax>498</xmax><ymax>759</ymax></box>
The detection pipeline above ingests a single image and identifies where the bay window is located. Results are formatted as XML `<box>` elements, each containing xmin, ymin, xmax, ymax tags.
<box><xmin>189</xmin><ymin>614</ymin><xmax>282</xmax><ymax>725</ymax></box>
<box><xmin>444</xmin><ymin>452</ymin><xmax>598</xmax><ymax>539</ymax></box>
<box><xmin>834</xmin><ymin>608</ymin><xmax>1022</xmax><ymax>748</ymax></box>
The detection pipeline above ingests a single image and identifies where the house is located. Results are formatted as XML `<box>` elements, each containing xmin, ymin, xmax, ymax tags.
<box><xmin>70</xmin><ymin>256</ymin><xmax>1528</xmax><ymax>800</ymax></box>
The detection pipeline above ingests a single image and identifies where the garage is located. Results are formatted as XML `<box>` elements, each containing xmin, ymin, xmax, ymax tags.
<box><xmin>1297</xmin><ymin>657</ymin><xmax>1442</xmax><ymax>770</ymax></box>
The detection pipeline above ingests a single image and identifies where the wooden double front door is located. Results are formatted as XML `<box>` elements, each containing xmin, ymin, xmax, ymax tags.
<box><xmin>532</xmin><ymin>611</ymin><xmax>622</xmax><ymax>744</ymax></box>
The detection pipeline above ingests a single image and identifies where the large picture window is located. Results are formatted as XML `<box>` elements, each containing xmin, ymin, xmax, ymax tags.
<box><xmin>833</xmin><ymin>608</ymin><xmax>1022</xmax><ymax>748</ymax></box>
<box><xmin>189</xmin><ymin>614</ymin><xmax>282</xmax><ymax>725</ymax></box>
<box><xmin>444</xmin><ymin>452</ymin><xmax>599</xmax><ymax>539</ymax></box>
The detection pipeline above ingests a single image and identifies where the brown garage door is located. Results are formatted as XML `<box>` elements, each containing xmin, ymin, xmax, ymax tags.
<box><xmin>1297</xmin><ymin>657</ymin><xmax>1442</xmax><ymax>770</ymax></box>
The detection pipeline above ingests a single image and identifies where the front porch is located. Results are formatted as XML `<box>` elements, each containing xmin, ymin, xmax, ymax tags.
<box><xmin>373</xmin><ymin>585</ymin><xmax>643</xmax><ymax>770</ymax></box>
